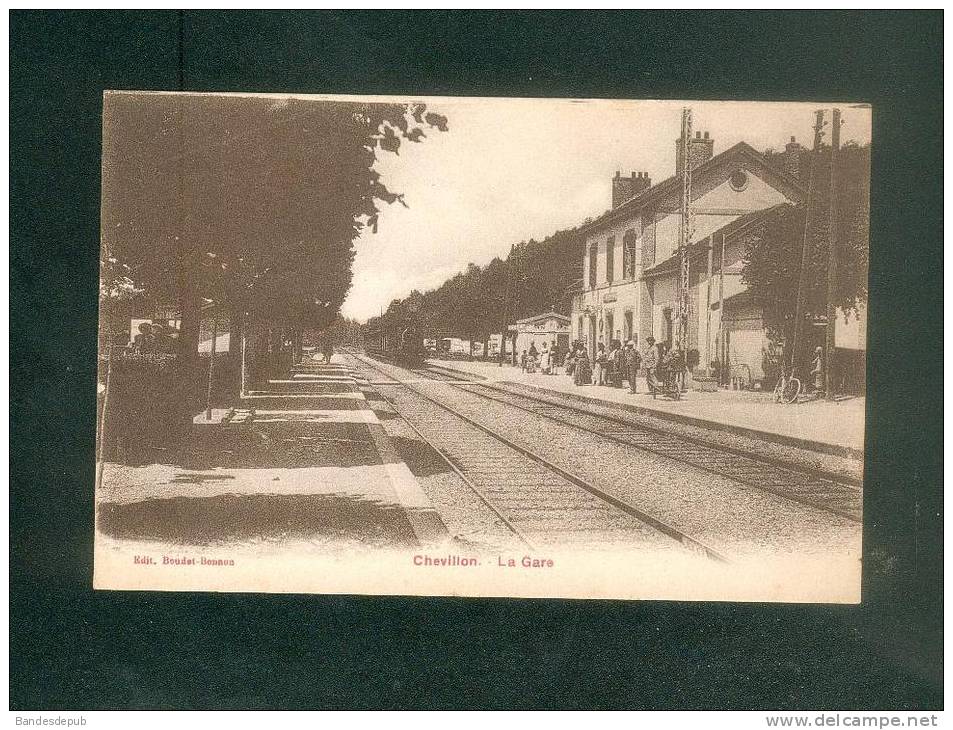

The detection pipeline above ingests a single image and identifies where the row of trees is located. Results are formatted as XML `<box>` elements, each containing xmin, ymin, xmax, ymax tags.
<box><xmin>365</xmin><ymin>227</ymin><xmax>583</xmax><ymax>356</ymax></box>
<box><xmin>99</xmin><ymin>93</ymin><xmax>447</xmax><ymax>387</ymax></box>
<box><xmin>309</xmin><ymin>315</ymin><xmax>366</xmax><ymax>351</ymax></box>
<box><xmin>97</xmin><ymin>95</ymin><xmax>448</xmax><ymax>462</ymax></box>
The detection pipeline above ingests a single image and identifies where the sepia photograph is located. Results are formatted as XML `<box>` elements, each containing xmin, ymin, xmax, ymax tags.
<box><xmin>12</xmin><ymin>7</ymin><xmax>944</xmax><ymax>715</ymax></box>
<box><xmin>95</xmin><ymin>92</ymin><xmax>870</xmax><ymax>602</ymax></box>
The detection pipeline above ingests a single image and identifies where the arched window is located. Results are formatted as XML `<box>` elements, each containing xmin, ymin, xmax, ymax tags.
<box><xmin>588</xmin><ymin>242</ymin><xmax>598</xmax><ymax>289</ymax></box>
<box><xmin>606</xmin><ymin>236</ymin><xmax>615</xmax><ymax>283</ymax></box>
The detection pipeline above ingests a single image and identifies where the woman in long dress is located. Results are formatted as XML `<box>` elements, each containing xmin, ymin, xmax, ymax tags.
<box><xmin>574</xmin><ymin>349</ymin><xmax>591</xmax><ymax>385</ymax></box>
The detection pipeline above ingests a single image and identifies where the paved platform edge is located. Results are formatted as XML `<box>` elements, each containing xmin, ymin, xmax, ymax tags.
<box><xmin>242</xmin><ymin>363</ymin><xmax>450</xmax><ymax>547</ymax></box>
<box><xmin>346</xmin><ymin>363</ymin><xmax>450</xmax><ymax>545</ymax></box>
<box><xmin>364</xmin><ymin>419</ymin><xmax>450</xmax><ymax>546</ymax></box>
<box><xmin>428</xmin><ymin>361</ymin><xmax>864</xmax><ymax>461</ymax></box>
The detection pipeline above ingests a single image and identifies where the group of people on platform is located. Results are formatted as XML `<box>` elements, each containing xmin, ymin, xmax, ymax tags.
<box><xmin>518</xmin><ymin>337</ymin><xmax>691</xmax><ymax>396</ymax></box>
<box><xmin>520</xmin><ymin>341</ymin><xmax>563</xmax><ymax>375</ymax></box>
<box><xmin>563</xmin><ymin>337</ymin><xmax>688</xmax><ymax>395</ymax></box>
<box><xmin>131</xmin><ymin>321</ymin><xmax>180</xmax><ymax>355</ymax></box>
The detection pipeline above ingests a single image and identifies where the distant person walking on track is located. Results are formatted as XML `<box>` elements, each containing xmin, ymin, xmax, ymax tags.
<box><xmin>625</xmin><ymin>340</ymin><xmax>641</xmax><ymax>393</ymax></box>
<box><xmin>643</xmin><ymin>336</ymin><xmax>659</xmax><ymax>394</ymax></box>
<box><xmin>520</xmin><ymin>350</ymin><xmax>528</xmax><ymax>372</ymax></box>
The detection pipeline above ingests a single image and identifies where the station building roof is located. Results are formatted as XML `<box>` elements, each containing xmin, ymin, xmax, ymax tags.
<box><xmin>578</xmin><ymin>142</ymin><xmax>805</xmax><ymax>238</ymax></box>
<box><xmin>515</xmin><ymin>311</ymin><xmax>571</xmax><ymax>326</ymax></box>
<box><xmin>640</xmin><ymin>203</ymin><xmax>794</xmax><ymax>280</ymax></box>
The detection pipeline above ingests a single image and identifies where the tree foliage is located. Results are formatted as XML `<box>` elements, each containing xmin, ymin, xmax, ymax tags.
<box><xmin>742</xmin><ymin>142</ymin><xmax>870</xmax><ymax>359</ymax></box>
<box><xmin>100</xmin><ymin>93</ymin><xmax>448</xmax><ymax>331</ymax></box>
<box><xmin>313</xmin><ymin>314</ymin><xmax>365</xmax><ymax>350</ymax></box>
<box><xmin>367</xmin><ymin>226</ymin><xmax>583</xmax><ymax>347</ymax></box>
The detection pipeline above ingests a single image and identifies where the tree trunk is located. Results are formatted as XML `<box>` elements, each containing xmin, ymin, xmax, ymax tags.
<box><xmin>177</xmin><ymin>289</ymin><xmax>202</xmax><ymax>414</ymax></box>
<box><xmin>227</xmin><ymin>305</ymin><xmax>244</xmax><ymax>398</ymax></box>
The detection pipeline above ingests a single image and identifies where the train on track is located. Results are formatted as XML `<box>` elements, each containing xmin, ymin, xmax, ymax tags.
<box><xmin>369</xmin><ymin>324</ymin><xmax>429</xmax><ymax>366</ymax></box>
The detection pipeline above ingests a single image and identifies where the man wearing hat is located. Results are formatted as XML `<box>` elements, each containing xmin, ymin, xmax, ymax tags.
<box><xmin>624</xmin><ymin>340</ymin><xmax>641</xmax><ymax>394</ymax></box>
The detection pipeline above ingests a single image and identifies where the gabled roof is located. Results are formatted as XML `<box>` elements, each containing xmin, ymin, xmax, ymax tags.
<box><xmin>640</xmin><ymin>240</ymin><xmax>710</xmax><ymax>280</ymax></box>
<box><xmin>640</xmin><ymin>203</ymin><xmax>793</xmax><ymax>279</ymax></box>
<box><xmin>715</xmin><ymin>202</ymin><xmax>793</xmax><ymax>239</ymax></box>
<box><xmin>516</xmin><ymin>311</ymin><xmax>570</xmax><ymax>325</ymax></box>
<box><xmin>579</xmin><ymin>142</ymin><xmax>805</xmax><ymax>236</ymax></box>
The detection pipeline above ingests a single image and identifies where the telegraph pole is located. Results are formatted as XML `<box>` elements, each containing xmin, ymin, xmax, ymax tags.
<box><xmin>825</xmin><ymin>108</ymin><xmax>842</xmax><ymax>400</ymax></box>
<box><xmin>791</xmin><ymin>110</ymin><xmax>826</xmax><ymax>370</ymax></box>
<box><xmin>500</xmin><ymin>244</ymin><xmax>514</xmax><ymax>367</ymax></box>
<box><xmin>677</xmin><ymin>108</ymin><xmax>693</xmax><ymax>349</ymax></box>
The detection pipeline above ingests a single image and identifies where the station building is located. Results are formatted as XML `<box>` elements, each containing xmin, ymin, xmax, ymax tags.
<box><xmin>570</xmin><ymin>131</ymin><xmax>809</xmax><ymax>385</ymax></box>
<box><xmin>510</xmin><ymin>312</ymin><xmax>571</xmax><ymax>358</ymax></box>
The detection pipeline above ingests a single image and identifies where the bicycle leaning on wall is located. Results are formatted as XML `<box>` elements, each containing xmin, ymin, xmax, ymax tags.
<box><xmin>773</xmin><ymin>364</ymin><xmax>801</xmax><ymax>404</ymax></box>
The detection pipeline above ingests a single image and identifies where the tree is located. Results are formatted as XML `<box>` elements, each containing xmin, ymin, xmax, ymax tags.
<box><xmin>365</xmin><ymin>225</ymin><xmax>584</xmax><ymax>351</ymax></box>
<box><xmin>100</xmin><ymin>93</ymin><xmax>447</xmax><ymax>383</ymax></box>
<box><xmin>742</xmin><ymin>142</ymin><xmax>870</xmax><ymax>365</ymax></box>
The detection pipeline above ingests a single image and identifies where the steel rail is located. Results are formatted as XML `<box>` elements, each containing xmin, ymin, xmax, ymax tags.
<box><xmin>360</xmin><ymin>375</ymin><xmax>536</xmax><ymax>550</ymax></box>
<box><xmin>410</xmin><ymin>364</ymin><xmax>862</xmax><ymax>523</ymax></box>
<box><xmin>424</xmin><ymin>362</ymin><xmax>862</xmax><ymax>486</ymax></box>
<box><xmin>352</xmin><ymin>353</ymin><xmax>731</xmax><ymax>564</ymax></box>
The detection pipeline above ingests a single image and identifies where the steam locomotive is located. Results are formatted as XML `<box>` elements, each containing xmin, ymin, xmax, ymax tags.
<box><xmin>372</xmin><ymin>324</ymin><xmax>428</xmax><ymax>365</ymax></box>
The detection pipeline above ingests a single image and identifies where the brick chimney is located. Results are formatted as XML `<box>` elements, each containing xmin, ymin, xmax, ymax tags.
<box><xmin>612</xmin><ymin>170</ymin><xmax>652</xmax><ymax>208</ymax></box>
<box><xmin>675</xmin><ymin>130</ymin><xmax>714</xmax><ymax>175</ymax></box>
<box><xmin>783</xmin><ymin>135</ymin><xmax>803</xmax><ymax>180</ymax></box>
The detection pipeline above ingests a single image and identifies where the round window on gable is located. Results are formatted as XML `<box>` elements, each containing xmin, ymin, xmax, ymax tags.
<box><xmin>729</xmin><ymin>169</ymin><xmax>749</xmax><ymax>192</ymax></box>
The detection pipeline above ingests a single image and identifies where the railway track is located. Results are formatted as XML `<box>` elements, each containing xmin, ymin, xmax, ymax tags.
<box><xmin>349</xmin><ymin>353</ymin><xmax>729</xmax><ymax>562</ymax></box>
<box><xmin>360</xmin><ymin>353</ymin><xmax>862</xmax><ymax>523</ymax></box>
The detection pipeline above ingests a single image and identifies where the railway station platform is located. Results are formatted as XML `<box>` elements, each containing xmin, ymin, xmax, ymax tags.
<box><xmin>424</xmin><ymin>358</ymin><xmax>865</xmax><ymax>459</ymax></box>
<box><xmin>98</xmin><ymin>358</ymin><xmax>448</xmax><ymax>552</ymax></box>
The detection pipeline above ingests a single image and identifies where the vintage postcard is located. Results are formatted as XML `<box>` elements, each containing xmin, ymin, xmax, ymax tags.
<box><xmin>95</xmin><ymin>92</ymin><xmax>868</xmax><ymax>601</ymax></box>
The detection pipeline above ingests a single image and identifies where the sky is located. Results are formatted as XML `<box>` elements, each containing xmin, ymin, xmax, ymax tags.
<box><xmin>338</xmin><ymin>97</ymin><xmax>871</xmax><ymax>322</ymax></box>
